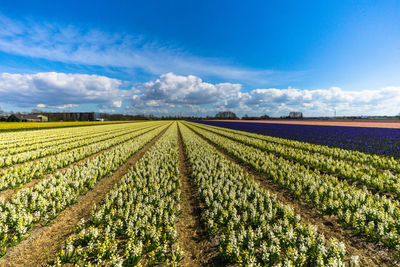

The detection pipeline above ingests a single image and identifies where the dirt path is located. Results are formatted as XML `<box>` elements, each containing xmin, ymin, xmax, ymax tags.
<box><xmin>0</xmin><ymin>124</ymin><xmax>162</xmax><ymax>201</ymax></box>
<box><xmin>176</xmin><ymin>124</ymin><xmax>226</xmax><ymax>267</ymax></box>
<box><xmin>186</xmin><ymin>124</ymin><xmax>399</xmax><ymax>266</ymax></box>
<box><xmin>0</xmin><ymin>125</ymin><xmax>170</xmax><ymax>267</ymax></box>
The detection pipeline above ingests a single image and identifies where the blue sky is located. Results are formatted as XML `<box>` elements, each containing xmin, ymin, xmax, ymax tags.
<box><xmin>0</xmin><ymin>0</ymin><xmax>400</xmax><ymax>116</ymax></box>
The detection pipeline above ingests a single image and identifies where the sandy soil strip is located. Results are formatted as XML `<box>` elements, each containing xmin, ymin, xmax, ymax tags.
<box><xmin>0</xmin><ymin>125</ymin><xmax>162</xmax><ymax>201</ymax></box>
<box><xmin>176</xmin><ymin>124</ymin><xmax>227</xmax><ymax>267</ymax></box>
<box><xmin>0</xmin><ymin>125</ymin><xmax>170</xmax><ymax>267</ymax></box>
<box><xmin>188</xmin><ymin>125</ymin><xmax>398</xmax><ymax>266</ymax></box>
<box><xmin>213</xmin><ymin>119</ymin><xmax>400</xmax><ymax>128</ymax></box>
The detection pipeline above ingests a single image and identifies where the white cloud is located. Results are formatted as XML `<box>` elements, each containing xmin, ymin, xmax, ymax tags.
<box><xmin>2</xmin><ymin>70</ymin><xmax>399</xmax><ymax>117</ymax></box>
<box><xmin>0</xmin><ymin>14</ymin><xmax>300</xmax><ymax>85</ymax></box>
<box><xmin>126</xmin><ymin>73</ymin><xmax>400</xmax><ymax>117</ymax></box>
<box><xmin>139</xmin><ymin>73</ymin><xmax>241</xmax><ymax>104</ymax></box>
<box><xmin>219</xmin><ymin>86</ymin><xmax>400</xmax><ymax>117</ymax></box>
<box><xmin>127</xmin><ymin>73</ymin><xmax>241</xmax><ymax>114</ymax></box>
<box><xmin>0</xmin><ymin>72</ymin><xmax>131</xmax><ymax>109</ymax></box>
<box><xmin>111</xmin><ymin>100</ymin><xmax>122</xmax><ymax>108</ymax></box>
<box><xmin>37</xmin><ymin>103</ymin><xmax>78</xmax><ymax>109</ymax></box>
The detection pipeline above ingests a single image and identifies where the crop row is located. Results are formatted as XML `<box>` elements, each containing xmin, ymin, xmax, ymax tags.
<box><xmin>0</xmin><ymin>121</ymin><xmax>130</xmax><ymax>131</ymax></box>
<box><xmin>0</xmin><ymin>122</ymin><xmax>138</xmax><ymax>157</ymax></box>
<box><xmin>0</xmin><ymin>122</ymin><xmax>132</xmax><ymax>149</ymax></box>
<box><xmin>0</xmin><ymin>122</ymin><xmax>165</xmax><ymax>191</ymax></box>
<box><xmin>0</xmin><ymin>122</ymin><xmax>169</xmax><ymax>257</ymax></box>
<box><xmin>0</xmin><ymin>125</ymin><xmax>100</xmax><ymax>150</ymax></box>
<box><xmin>179</xmin><ymin>123</ymin><xmax>357</xmax><ymax>266</ymax></box>
<box><xmin>0</xmin><ymin>123</ymin><xmax>134</xmax><ymax>149</ymax></box>
<box><xmin>194</xmin><ymin>122</ymin><xmax>400</xmax><ymax>173</ymax></box>
<box><xmin>185</xmin><ymin>122</ymin><xmax>400</xmax><ymax>258</ymax></box>
<box><xmin>189</xmin><ymin>122</ymin><xmax>400</xmax><ymax>198</ymax></box>
<box><xmin>53</xmin><ymin>123</ymin><xmax>181</xmax><ymax>266</ymax></box>
<box><xmin>0</xmin><ymin>123</ymin><xmax>153</xmax><ymax>168</ymax></box>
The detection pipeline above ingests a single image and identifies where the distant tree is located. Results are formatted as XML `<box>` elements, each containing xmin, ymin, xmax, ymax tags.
<box><xmin>241</xmin><ymin>114</ymin><xmax>270</xmax><ymax>120</ymax></box>
<box><xmin>215</xmin><ymin>111</ymin><xmax>238</xmax><ymax>119</ymax></box>
<box><xmin>288</xmin><ymin>111</ymin><xmax>303</xmax><ymax>119</ymax></box>
<box><xmin>0</xmin><ymin>108</ymin><xmax>6</xmax><ymax>121</ymax></box>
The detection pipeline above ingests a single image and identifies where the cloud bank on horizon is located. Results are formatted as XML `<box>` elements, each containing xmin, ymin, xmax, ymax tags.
<box><xmin>1</xmin><ymin>71</ymin><xmax>399</xmax><ymax>117</ymax></box>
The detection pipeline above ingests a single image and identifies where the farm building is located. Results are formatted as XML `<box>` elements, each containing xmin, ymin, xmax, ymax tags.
<box><xmin>4</xmin><ymin>114</ymin><xmax>48</xmax><ymax>122</ymax></box>
<box><xmin>22</xmin><ymin>115</ymin><xmax>42</xmax><ymax>122</ymax></box>
<box><xmin>6</xmin><ymin>114</ymin><xmax>22</xmax><ymax>122</ymax></box>
<box><xmin>37</xmin><ymin>115</ymin><xmax>48</xmax><ymax>122</ymax></box>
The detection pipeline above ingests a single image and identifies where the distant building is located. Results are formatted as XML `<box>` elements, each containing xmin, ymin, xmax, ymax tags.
<box><xmin>45</xmin><ymin>112</ymin><xmax>95</xmax><ymax>121</ymax></box>
<box><xmin>6</xmin><ymin>114</ymin><xmax>21</xmax><ymax>122</ymax></box>
<box><xmin>288</xmin><ymin>112</ymin><xmax>303</xmax><ymax>119</ymax></box>
<box><xmin>22</xmin><ymin>114</ymin><xmax>42</xmax><ymax>122</ymax></box>
<box><xmin>37</xmin><ymin>115</ymin><xmax>48</xmax><ymax>122</ymax></box>
<box><xmin>5</xmin><ymin>114</ymin><xmax>48</xmax><ymax>122</ymax></box>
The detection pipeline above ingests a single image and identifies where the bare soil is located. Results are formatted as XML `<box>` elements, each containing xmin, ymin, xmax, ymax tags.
<box><xmin>187</xmin><ymin>124</ymin><xmax>399</xmax><ymax>267</ymax></box>
<box><xmin>0</xmin><ymin>125</ymin><xmax>170</xmax><ymax>267</ymax></box>
<box><xmin>176</xmin><ymin>124</ymin><xmax>227</xmax><ymax>267</ymax></box>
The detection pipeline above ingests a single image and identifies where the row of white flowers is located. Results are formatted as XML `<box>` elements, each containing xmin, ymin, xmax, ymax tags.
<box><xmin>53</xmin><ymin>123</ymin><xmax>181</xmax><ymax>266</ymax></box>
<box><xmin>0</xmin><ymin>125</ymin><xmax>85</xmax><ymax>147</ymax></box>
<box><xmin>0</xmin><ymin>124</ymin><xmax>154</xmax><ymax>168</ymax></box>
<box><xmin>0</xmin><ymin>122</ymin><xmax>170</xmax><ymax>257</ymax></box>
<box><xmin>0</xmin><ymin>123</ymin><xmax>165</xmax><ymax>191</ymax></box>
<box><xmin>180</xmin><ymin>123</ymin><xmax>357</xmax><ymax>266</ymax></box>
<box><xmin>0</xmin><ymin>122</ymin><xmax>140</xmax><ymax>157</ymax></box>
<box><xmin>0</xmin><ymin>122</ymin><xmax>136</xmax><ymax>149</ymax></box>
<box><xmin>195</xmin><ymin>123</ymin><xmax>400</xmax><ymax>174</ymax></box>
<box><xmin>189</xmin><ymin>122</ymin><xmax>400</xmax><ymax>197</ymax></box>
<box><xmin>185</xmin><ymin>122</ymin><xmax>400</xmax><ymax>258</ymax></box>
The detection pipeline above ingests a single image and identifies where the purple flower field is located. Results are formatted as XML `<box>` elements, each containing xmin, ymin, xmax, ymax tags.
<box><xmin>192</xmin><ymin>120</ymin><xmax>400</xmax><ymax>157</ymax></box>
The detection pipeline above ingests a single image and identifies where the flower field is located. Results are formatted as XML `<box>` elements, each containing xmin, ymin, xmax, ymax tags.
<box><xmin>194</xmin><ymin>120</ymin><xmax>400</xmax><ymax>157</ymax></box>
<box><xmin>0</xmin><ymin>121</ymin><xmax>137</xmax><ymax>131</ymax></box>
<box><xmin>0</xmin><ymin>121</ymin><xmax>398</xmax><ymax>266</ymax></box>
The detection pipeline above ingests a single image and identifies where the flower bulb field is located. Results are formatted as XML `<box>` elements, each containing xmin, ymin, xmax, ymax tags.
<box><xmin>0</xmin><ymin>121</ymin><xmax>399</xmax><ymax>266</ymax></box>
<box><xmin>0</xmin><ymin>121</ymin><xmax>136</xmax><ymax>131</ymax></box>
